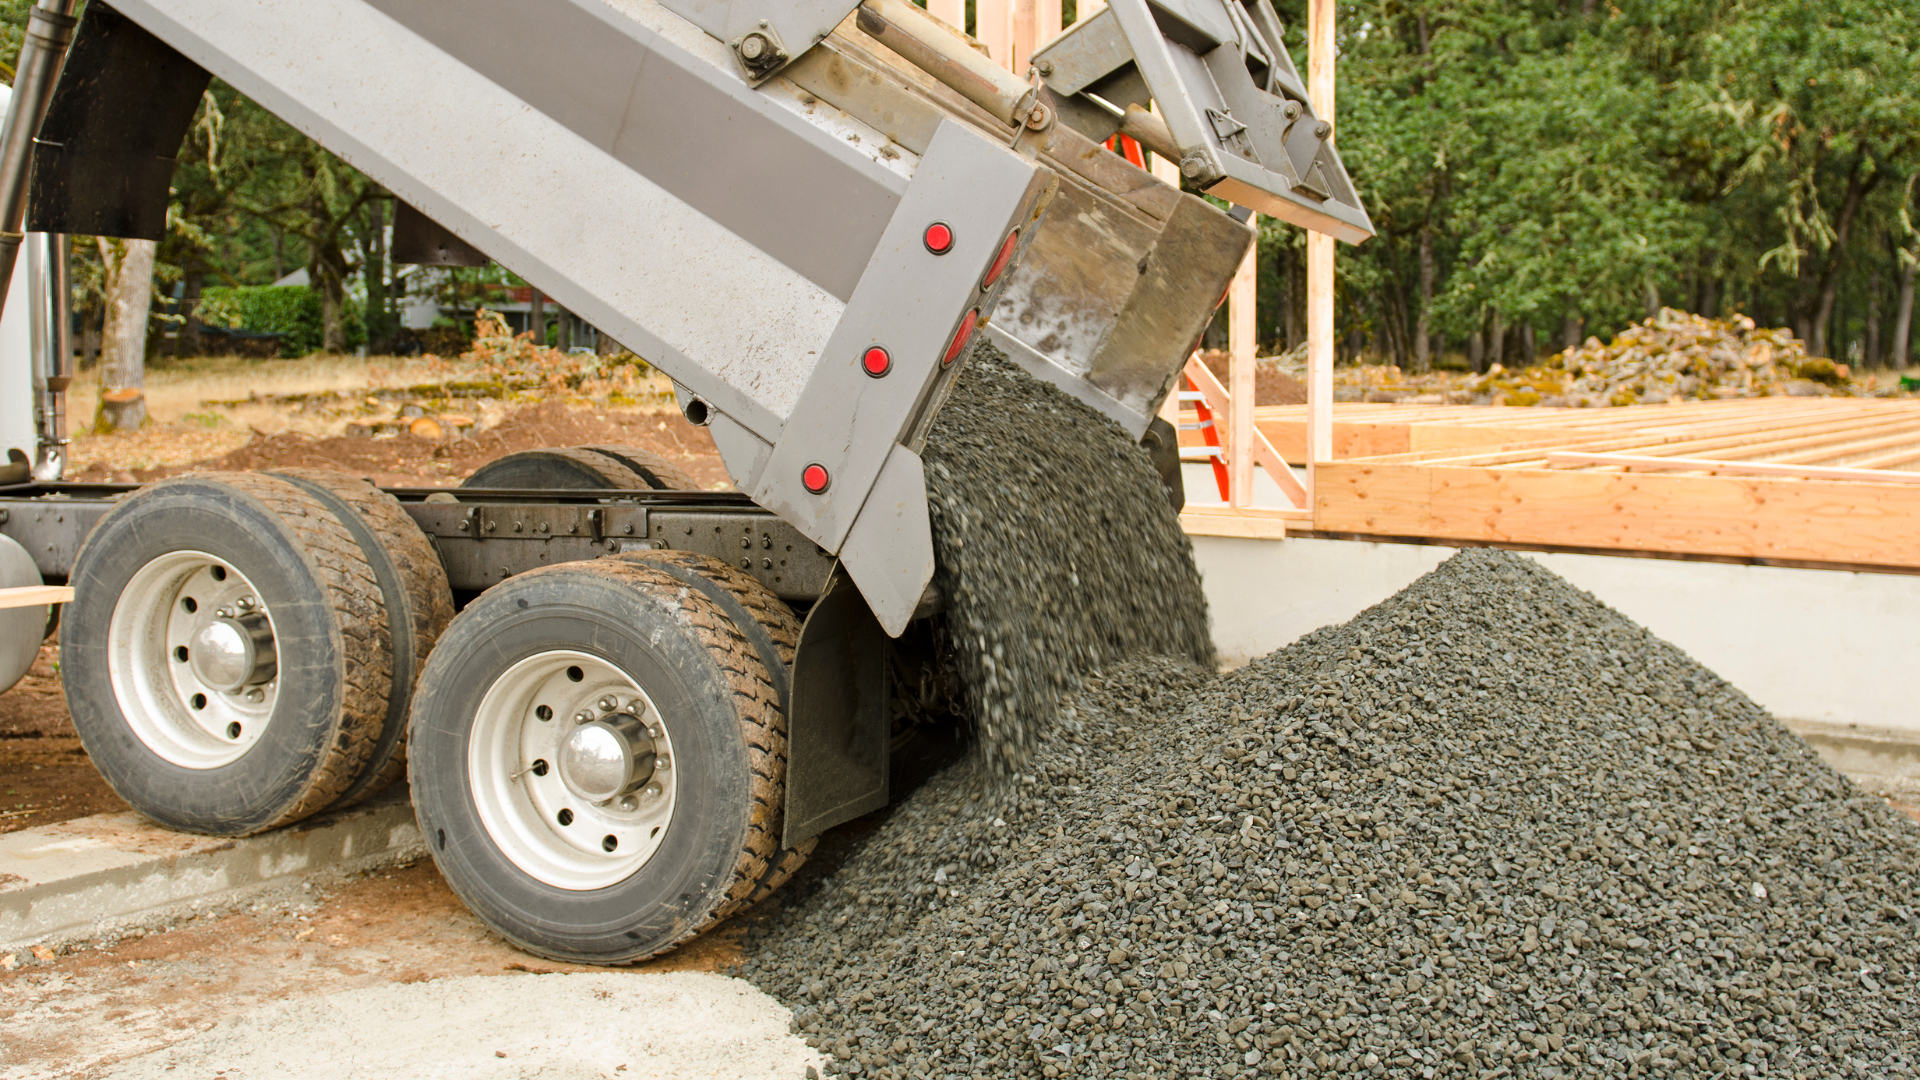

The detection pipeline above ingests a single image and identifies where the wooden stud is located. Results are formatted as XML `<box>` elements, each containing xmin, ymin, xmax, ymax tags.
<box><xmin>1305</xmin><ymin>0</ymin><xmax>1336</xmax><ymax>478</ymax></box>
<box><xmin>0</xmin><ymin>585</ymin><xmax>72</xmax><ymax>610</ymax></box>
<box><xmin>975</xmin><ymin>0</ymin><xmax>1013</xmax><ymax>68</ymax></box>
<box><xmin>1228</xmin><ymin>224</ymin><xmax>1257</xmax><ymax>507</ymax></box>
<box><xmin>927</xmin><ymin>0</ymin><xmax>965</xmax><ymax>32</ymax></box>
<box><xmin>1546</xmin><ymin>452</ymin><xmax>1920</xmax><ymax>486</ymax></box>
<box><xmin>1037</xmin><ymin>0</ymin><xmax>1064</xmax><ymax>46</ymax></box>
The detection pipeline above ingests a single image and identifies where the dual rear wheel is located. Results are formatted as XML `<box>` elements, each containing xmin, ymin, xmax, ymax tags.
<box><xmin>63</xmin><ymin>462</ymin><xmax>810</xmax><ymax>962</ymax></box>
<box><xmin>64</xmin><ymin>471</ymin><xmax>452</xmax><ymax>834</ymax></box>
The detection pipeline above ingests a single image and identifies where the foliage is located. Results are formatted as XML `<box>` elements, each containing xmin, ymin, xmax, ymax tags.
<box><xmin>197</xmin><ymin>284</ymin><xmax>363</xmax><ymax>357</ymax></box>
<box><xmin>1262</xmin><ymin>0</ymin><xmax>1920</xmax><ymax>369</ymax></box>
<box><xmin>428</xmin><ymin>310</ymin><xmax>656</xmax><ymax>404</ymax></box>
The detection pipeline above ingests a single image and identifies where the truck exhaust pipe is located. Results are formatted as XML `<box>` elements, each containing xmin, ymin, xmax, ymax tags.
<box><xmin>28</xmin><ymin>231</ymin><xmax>68</xmax><ymax>481</ymax></box>
<box><xmin>0</xmin><ymin>0</ymin><xmax>79</xmax><ymax>327</ymax></box>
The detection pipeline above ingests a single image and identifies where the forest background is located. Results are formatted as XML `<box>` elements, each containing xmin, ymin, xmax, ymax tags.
<box><xmin>1</xmin><ymin>0</ymin><xmax>1915</xmax><ymax>381</ymax></box>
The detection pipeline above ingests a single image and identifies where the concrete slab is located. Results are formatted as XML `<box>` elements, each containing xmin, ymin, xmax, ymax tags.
<box><xmin>0</xmin><ymin>788</ymin><xmax>424</xmax><ymax>952</ymax></box>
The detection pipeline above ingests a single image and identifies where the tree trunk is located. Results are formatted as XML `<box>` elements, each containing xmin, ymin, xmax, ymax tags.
<box><xmin>529</xmin><ymin>288</ymin><xmax>545</xmax><ymax>346</ymax></box>
<box><xmin>1892</xmin><ymin>257</ymin><xmax>1915</xmax><ymax>371</ymax></box>
<box><xmin>177</xmin><ymin>269</ymin><xmax>205</xmax><ymax>358</ymax></box>
<box><xmin>1279</xmin><ymin>246</ymin><xmax>1298</xmax><ymax>351</ymax></box>
<box><xmin>96</xmin><ymin>237</ymin><xmax>156</xmax><ymax>432</ymax></box>
<box><xmin>1486</xmin><ymin>309</ymin><xmax>1504</xmax><ymax>372</ymax></box>
<box><xmin>363</xmin><ymin>197</ymin><xmax>388</xmax><ymax>351</ymax></box>
<box><xmin>1414</xmin><ymin>230</ymin><xmax>1434</xmax><ymax>373</ymax></box>
<box><xmin>557</xmin><ymin>308</ymin><xmax>573</xmax><ymax>352</ymax></box>
<box><xmin>1810</xmin><ymin>164</ymin><xmax>1873</xmax><ymax>359</ymax></box>
<box><xmin>1561</xmin><ymin>308</ymin><xmax>1583</xmax><ymax>351</ymax></box>
<box><xmin>1700</xmin><ymin>275</ymin><xmax>1718</xmax><ymax>318</ymax></box>
<box><xmin>1865</xmin><ymin>267</ymin><xmax>1882</xmax><ymax>367</ymax></box>
<box><xmin>1642</xmin><ymin>277</ymin><xmax>1661</xmax><ymax>321</ymax></box>
<box><xmin>1468</xmin><ymin>330</ymin><xmax>1484</xmax><ymax>371</ymax></box>
<box><xmin>1519</xmin><ymin>322</ymin><xmax>1536</xmax><ymax>365</ymax></box>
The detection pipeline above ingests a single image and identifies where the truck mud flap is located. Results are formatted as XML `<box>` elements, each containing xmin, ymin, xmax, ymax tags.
<box><xmin>783</xmin><ymin>568</ymin><xmax>890</xmax><ymax>847</ymax></box>
<box><xmin>28</xmin><ymin>2</ymin><xmax>210</xmax><ymax>241</ymax></box>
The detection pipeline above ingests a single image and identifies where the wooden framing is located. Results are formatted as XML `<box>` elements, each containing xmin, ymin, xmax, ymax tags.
<box><xmin>1195</xmin><ymin>398</ymin><xmax>1920</xmax><ymax>571</ymax></box>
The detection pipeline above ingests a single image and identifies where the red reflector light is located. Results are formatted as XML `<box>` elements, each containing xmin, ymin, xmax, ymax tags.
<box><xmin>943</xmin><ymin>309</ymin><xmax>979</xmax><ymax>367</ymax></box>
<box><xmin>982</xmin><ymin>229</ymin><xmax>1019</xmax><ymax>288</ymax></box>
<box><xmin>801</xmin><ymin>464</ymin><xmax>830</xmax><ymax>493</ymax></box>
<box><xmin>862</xmin><ymin>345</ymin><xmax>891</xmax><ymax>377</ymax></box>
<box><xmin>923</xmin><ymin>222</ymin><xmax>954</xmax><ymax>255</ymax></box>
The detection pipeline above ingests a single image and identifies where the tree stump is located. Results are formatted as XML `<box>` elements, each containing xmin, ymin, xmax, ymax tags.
<box><xmin>98</xmin><ymin>389</ymin><xmax>147</xmax><ymax>432</ymax></box>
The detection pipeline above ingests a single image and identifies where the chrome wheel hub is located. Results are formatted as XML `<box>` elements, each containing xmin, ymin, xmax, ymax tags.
<box><xmin>469</xmin><ymin>650</ymin><xmax>677</xmax><ymax>890</ymax></box>
<box><xmin>106</xmin><ymin>551</ymin><xmax>279</xmax><ymax>769</ymax></box>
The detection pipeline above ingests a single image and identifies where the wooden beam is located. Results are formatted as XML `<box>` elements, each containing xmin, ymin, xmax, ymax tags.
<box><xmin>1036</xmin><ymin>0</ymin><xmax>1063</xmax><ymax>48</ymax></box>
<box><xmin>1313</xmin><ymin>462</ymin><xmax>1920</xmax><ymax>568</ymax></box>
<box><xmin>1547</xmin><ymin>451</ymin><xmax>1920</xmax><ymax>486</ymax></box>
<box><xmin>926</xmin><ymin>0</ymin><xmax>965</xmax><ymax>32</ymax></box>
<box><xmin>1228</xmin><ymin>224</ymin><xmax>1257</xmax><ymax>507</ymax></box>
<box><xmin>975</xmin><ymin>0</ymin><xmax>1012</xmax><ymax>68</ymax></box>
<box><xmin>1181</xmin><ymin>505</ymin><xmax>1311</xmax><ymax>540</ymax></box>
<box><xmin>0</xmin><ymin>585</ymin><xmax>72</xmax><ymax>610</ymax></box>
<box><xmin>1305</xmin><ymin>0</ymin><xmax>1336</xmax><ymax>480</ymax></box>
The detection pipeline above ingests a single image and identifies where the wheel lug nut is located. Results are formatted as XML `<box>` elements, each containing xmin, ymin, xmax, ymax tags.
<box><xmin>216</xmin><ymin>607</ymin><xmax>234</xmax><ymax>619</ymax></box>
<box><xmin>574</xmin><ymin>711</ymin><xmax>593</xmax><ymax>724</ymax></box>
<box><xmin>618</xmin><ymin>796</ymin><xmax>638</xmax><ymax>812</ymax></box>
<box><xmin>655</xmin><ymin>757</ymin><xmax>670</xmax><ymax>772</ymax></box>
<box><xmin>597</xmin><ymin>695</ymin><xmax>618</xmax><ymax>712</ymax></box>
<box><xmin>643</xmin><ymin>782</ymin><xmax>663</xmax><ymax>799</ymax></box>
<box><xmin>246</xmin><ymin>689</ymin><xmax>265</xmax><ymax>703</ymax></box>
<box><xmin>237</xmin><ymin>596</ymin><xmax>255</xmax><ymax>610</ymax></box>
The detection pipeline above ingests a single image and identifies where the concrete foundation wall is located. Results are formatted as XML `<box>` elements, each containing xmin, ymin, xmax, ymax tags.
<box><xmin>1190</xmin><ymin>536</ymin><xmax>1920</xmax><ymax>795</ymax></box>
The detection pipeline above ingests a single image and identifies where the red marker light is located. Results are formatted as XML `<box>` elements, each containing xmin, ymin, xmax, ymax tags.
<box><xmin>801</xmin><ymin>464</ymin><xmax>831</xmax><ymax>493</ymax></box>
<box><xmin>862</xmin><ymin>345</ymin><xmax>891</xmax><ymax>377</ymax></box>
<box><xmin>923</xmin><ymin>222</ymin><xmax>954</xmax><ymax>255</ymax></box>
<box><xmin>982</xmin><ymin>229</ymin><xmax>1019</xmax><ymax>288</ymax></box>
<box><xmin>942</xmin><ymin>309</ymin><xmax>979</xmax><ymax>367</ymax></box>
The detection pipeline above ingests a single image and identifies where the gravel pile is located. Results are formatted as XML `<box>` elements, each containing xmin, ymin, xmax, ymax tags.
<box><xmin>743</xmin><ymin>549</ymin><xmax>1920</xmax><ymax>1079</ymax></box>
<box><xmin>920</xmin><ymin>344</ymin><xmax>1213</xmax><ymax>779</ymax></box>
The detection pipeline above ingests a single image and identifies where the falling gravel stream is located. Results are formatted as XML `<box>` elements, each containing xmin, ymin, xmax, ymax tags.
<box><xmin>918</xmin><ymin>345</ymin><xmax>1213</xmax><ymax>780</ymax></box>
<box><xmin>743</xmin><ymin>549</ymin><xmax>1920</xmax><ymax>1079</ymax></box>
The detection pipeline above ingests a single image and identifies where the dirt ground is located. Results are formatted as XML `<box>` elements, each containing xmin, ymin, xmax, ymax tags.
<box><xmin>0</xmin><ymin>646</ymin><xmax>128</xmax><ymax>836</ymax></box>
<box><xmin>0</xmin><ymin>858</ymin><xmax>753</xmax><ymax>1080</ymax></box>
<box><xmin>66</xmin><ymin>399</ymin><xmax>732</xmax><ymax>491</ymax></box>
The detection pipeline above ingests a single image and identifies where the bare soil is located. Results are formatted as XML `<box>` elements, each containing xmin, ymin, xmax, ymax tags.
<box><xmin>0</xmin><ymin>646</ymin><xmax>128</xmax><ymax>836</ymax></box>
<box><xmin>66</xmin><ymin>399</ymin><xmax>731</xmax><ymax>490</ymax></box>
<box><xmin>0</xmin><ymin>859</ymin><xmax>747</xmax><ymax>1080</ymax></box>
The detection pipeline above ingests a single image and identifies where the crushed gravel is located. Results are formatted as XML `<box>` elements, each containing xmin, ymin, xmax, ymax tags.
<box><xmin>920</xmin><ymin>344</ymin><xmax>1213</xmax><ymax>779</ymax></box>
<box><xmin>743</xmin><ymin>549</ymin><xmax>1920</xmax><ymax>1079</ymax></box>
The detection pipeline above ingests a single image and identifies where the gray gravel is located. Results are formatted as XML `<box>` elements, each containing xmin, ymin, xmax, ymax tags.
<box><xmin>920</xmin><ymin>344</ymin><xmax>1213</xmax><ymax>780</ymax></box>
<box><xmin>743</xmin><ymin>549</ymin><xmax>1920</xmax><ymax>1079</ymax></box>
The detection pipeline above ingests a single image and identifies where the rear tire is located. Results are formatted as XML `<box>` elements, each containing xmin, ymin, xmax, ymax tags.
<box><xmin>576</xmin><ymin>444</ymin><xmax>699</xmax><ymax>490</ymax></box>
<box><xmin>408</xmin><ymin>559</ymin><xmax>785</xmax><ymax>963</ymax></box>
<box><xmin>460</xmin><ymin>447</ymin><xmax>652</xmax><ymax>492</ymax></box>
<box><xmin>0</xmin><ymin>533</ymin><xmax>44</xmax><ymax>695</ymax></box>
<box><xmin>62</xmin><ymin>473</ymin><xmax>392</xmax><ymax>835</ymax></box>
<box><xmin>615</xmin><ymin>550</ymin><xmax>815</xmax><ymax>902</ymax></box>
<box><xmin>271</xmin><ymin>469</ymin><xmax>455</xmax><ymax>808</ymax></box>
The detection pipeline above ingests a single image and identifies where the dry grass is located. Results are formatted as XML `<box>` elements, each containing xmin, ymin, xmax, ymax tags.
<box><xmin>62</xmin><ymin>345</ymin><xmax>685</xmax><ymax>479</ymax></box>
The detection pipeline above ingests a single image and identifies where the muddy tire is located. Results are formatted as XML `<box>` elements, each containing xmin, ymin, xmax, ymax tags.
<box><xmin>271</xmin><ymin>469</ymin><xmax>455</xmax><ymax>808</ymax></box>
<box><xmin>62</xmin><ymin>473</ymin><xmax>392</xmax><ymax>836</ymax></box>
<box><xmin>576</xmin><ymin>445</ymin><xmax>699</xmax><ymax>491</ymax></box>
<box><xmin>408</xmin><ymin>559</ymin><xmax>786</xmax><ymax>963</ymax></box>
<box><xmin>460</xmin><ymin>447</ymin><xmax>653</xmax><ymax>492</ymax></box>
<box><xmin>615</xmin><ymin>550</ymin><xmax>816</xmax><ymax>902</ymax></box>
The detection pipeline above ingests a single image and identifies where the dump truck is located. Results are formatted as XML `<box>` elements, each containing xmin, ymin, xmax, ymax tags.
<box><xmin>0</xmin><ymin>0</ymin><xmax>1370</xmax><ymax>963</ymax></box>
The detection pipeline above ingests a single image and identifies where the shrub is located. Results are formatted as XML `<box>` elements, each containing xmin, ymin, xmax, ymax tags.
<box><xmin>197</xmin><ymin>285</ymin><xmax>364</xmax><ymax>357</ymax></box>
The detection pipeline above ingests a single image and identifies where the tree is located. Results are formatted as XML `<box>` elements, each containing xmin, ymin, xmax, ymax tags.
<box><xmin>96</xmin><ymin>237</ymin><xmax>156</xmax><ymax>431</ymax></box>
